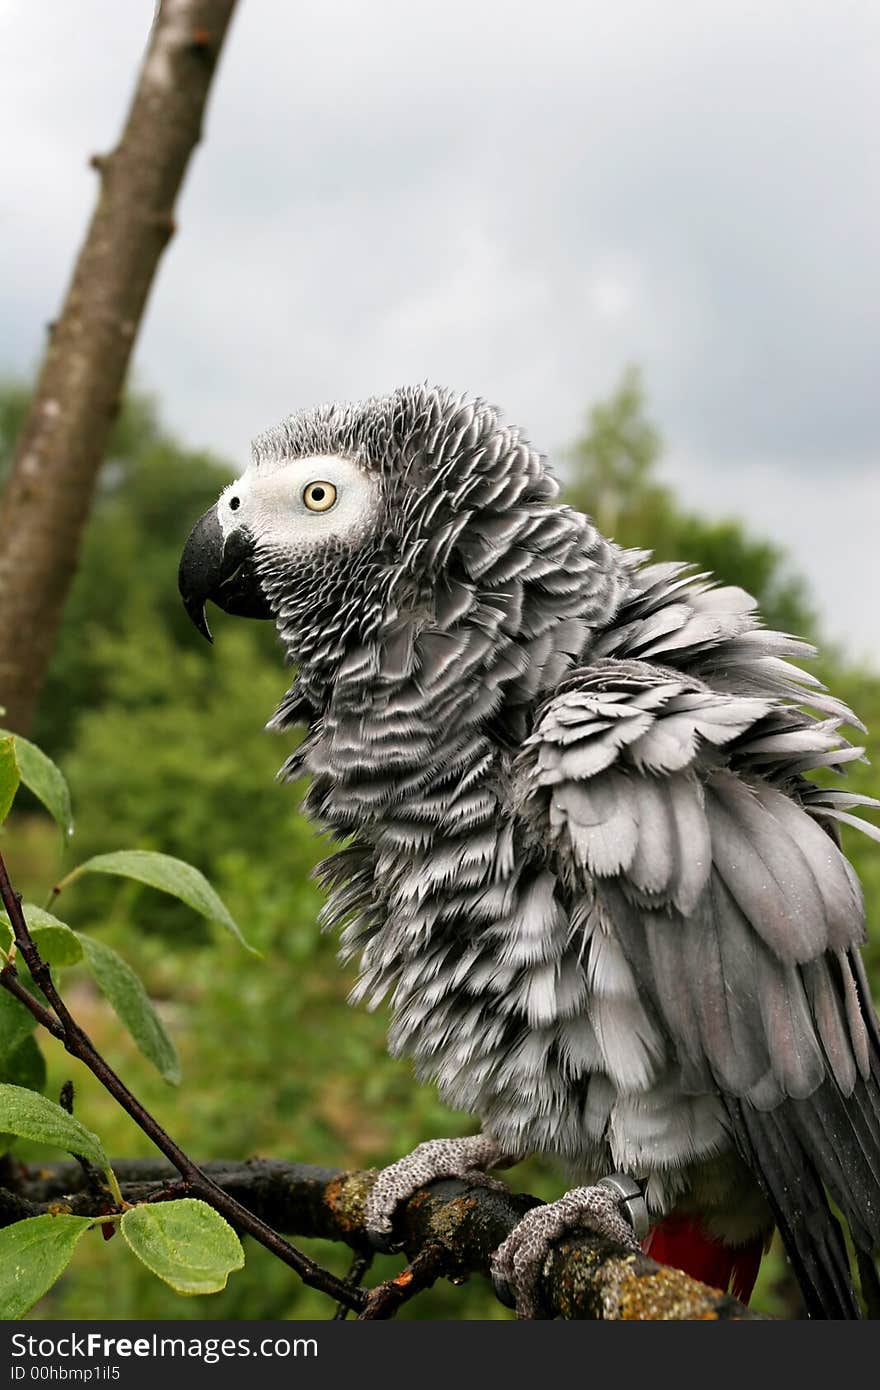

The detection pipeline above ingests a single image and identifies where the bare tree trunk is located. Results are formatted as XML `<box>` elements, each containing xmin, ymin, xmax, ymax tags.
<box><xmin>0</xmin><ymin>0</ymin><xmax>239</xmax><ymax>732</ymax></box>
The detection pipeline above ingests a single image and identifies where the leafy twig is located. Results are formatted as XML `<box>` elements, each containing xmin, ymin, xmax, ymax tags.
<box><xmin>0</xmin><ymin>850</ymin><xmax>365</xmax><ymax>1312</ymax></box>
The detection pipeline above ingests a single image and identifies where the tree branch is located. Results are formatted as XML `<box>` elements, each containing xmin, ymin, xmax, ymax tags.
<box><xmin>0</xmin><ymin>0</ymin><xmax>240</xmax><ymax>732</ymax></box>
<box><xmin>1</xmin><ymin>1158</ymin><xmax>761</xmax><ymax>1320</ymax></box>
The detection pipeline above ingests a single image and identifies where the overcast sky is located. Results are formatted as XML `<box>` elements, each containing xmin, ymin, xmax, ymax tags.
<box><xmin>1</xmin><ymin>1</ymin><xmax>878</xmax><ymax>659</ymax></box>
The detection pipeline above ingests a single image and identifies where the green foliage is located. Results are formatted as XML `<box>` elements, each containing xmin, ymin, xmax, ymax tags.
<box><xmin>0</xmin><ymin>733</ymin><xmax>72</xmax><ymax>838</ymax></box>
<box><xmin>120</xmin><ymin>1201</ymin><xmax>244</xmax><ymax>1295</ymax></box>
<box><xmin>0</xmin><ymin>739</ymin><xmax>19</xmax><ymax>824</ymax></box>
<box><xmin>0</xmin><ymin>1085</ymin><xmax>111</xmax><ymax>1173</ymax></box>
<box><xmin>0</xmin><ymin>624</ymin><xmax>253</xmax><ymax>1316</ymax></box>
<box><xmin>568</xmin><ymin>366</ymin><xmax>663</xmax><ymax>537</ymax></box>
<box><xmin>0</xmin><ymin>1215</ymin><xmax>94</xmax><ymax>1320</ymax></box>
<box><xmin>0</xmin><ymin>909</ymin><xmax>83</xmax><ymax>966</ymax></box>
<box><xmin>0</xmin><ymin>387</ymin><xmax>241</xmax><ymax>758</ymax></box>
<box><xmin>27</xmin><ymin>924</ymin><xmax>82</xmax><ymax>969</ymax></box>
<box><xmin>79</xmin><ymin>935</ymin><xmax>180</xmax><ymax>1084</ymax></box>
<box><xmin>0</xmin><ymin>753</ymin><xmax>253</xmax><ymax>1314</ymax></box>
<box><xmin>0</xmin><ymin>993</ymin><xmax>35</xmax><ymax>1061</ymax></box>
<box><xmin>61</xmin><ymin>851</ymin><xmax>250</xmax><ymax>951</ymax></box>
<box><xmin>0</xmin><ymin>1037</ymin><xmax>46</xmax><ymax>1098</ymax></box>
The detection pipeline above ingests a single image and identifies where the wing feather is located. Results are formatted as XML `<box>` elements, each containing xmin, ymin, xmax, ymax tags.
<box><xmin>518</xmin><ymin>647</ymin><xmax>880</xmax><ymax>1313</ymax></box>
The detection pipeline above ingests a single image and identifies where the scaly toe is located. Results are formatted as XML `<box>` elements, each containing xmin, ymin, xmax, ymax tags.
<box><xmin>363</xmin><ymin>1134</ymin><xmax>515</xmax><ymax>1248</ymax></box>
<box><xmin>490</xmin><ymin>1181</ymin><xmax>644</xmax><ymax>1318</ymax></box>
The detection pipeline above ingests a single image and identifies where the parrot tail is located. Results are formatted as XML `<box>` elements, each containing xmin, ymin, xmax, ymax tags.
<box><xmin>642</xmin><ymin>1215</ymin><xmax>765</xmax><ymax>1304</ymax></box>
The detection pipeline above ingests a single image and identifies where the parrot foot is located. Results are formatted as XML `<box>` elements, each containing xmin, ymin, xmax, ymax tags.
<box><xmin>490</xmin><ymin>1175</ymin><xmax>648</xmax><ymax>1318</ymax></box>
<box><xmin>364</xmin><ymin>1134</ymin><xmax>520</xmax><ymax>1251</ymax></box>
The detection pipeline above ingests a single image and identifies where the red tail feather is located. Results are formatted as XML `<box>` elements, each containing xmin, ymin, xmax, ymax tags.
<box><xmin>643</xmin><ymin>1215</ymin><xmax>764</xmax><ymax>1304</ymax></box>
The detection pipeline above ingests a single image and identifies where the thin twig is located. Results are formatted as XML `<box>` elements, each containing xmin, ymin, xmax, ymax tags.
<box><xmin>0</xmin><ymin>851</ymin><xmax>365</xmax><ymax>1312</ymax></box>
<box><xmin>333</xmin><ymin>1251</ymin><xmax>375</xmax><ymax>1319</ymax></box>
<box><xmin>58</xmin><ymin>1080</ymin><xmax>108</xmax><ymax>1200</ymax></box>
<box><xmin>358</xmin><ymin>1241</ymin><xmax>449</xmax><ymax>1320</ymax></box>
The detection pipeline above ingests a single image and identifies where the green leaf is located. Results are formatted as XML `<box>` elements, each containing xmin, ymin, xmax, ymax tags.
<box><xmin>69</xmin><ymin>851</ymin><xmax>251</xmax><ymax>950</ymax></box>
<box><xmin>0</xmin><ymin>732</ymin><xmax>72</xmax><ymax>837</ymax></box>
<box><xmin>0</xmin><ymin>991</ymin><xmax>35</xmax><ymax>1061</ymax></box>
<box><xmin>18</xmin><ymin>903</ymin><xmax>74</xmax><ymax>930</ymax></box>
<box><xmin>120</xmin><ymin>1200</ymin><xmax>244</xmax><ymax>1295</ymax></box>
<box><xmin>0</xmin><ymin>1213</ymin><xmax>94</xmax><ymax>1319</ymax></box>
<box><xmin>79</xmin><ymin>936</ymin><xmax>180</xmax><ymax>1084</ymax></box>
<box><xmin>31</xmin><ymin>924</ymin><xmax>83</xmax><ymax>968</ymax></box>
<box><xmin>0</xmin><ymin>1036</ymin><xmax>47</xmax><ymax>1092</ymax></box>
<box><xmin>0</xmin><ymin>1084</ymin><xmax>110</xmax><ymax>1170</ymax></box>
<box><xmin>0</xmin><ymin>908</ymin><xmax>83</xmax><ymax>968</ymax></box>
<box><xmin>0</xmin><ymin>737</ymin><xmax>20</xmax><ymax>824</ymax></box>
<box><xmin>0</xmin><ymin>1037</ymin><xmax>47</xmax><ymax>1150</ymax></box>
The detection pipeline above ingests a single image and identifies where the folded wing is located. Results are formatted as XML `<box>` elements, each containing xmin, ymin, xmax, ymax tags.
<box><xmin>517</xmin><ymin>627</ymin><xmax>880</xmax><ymax>1317</ymax></box>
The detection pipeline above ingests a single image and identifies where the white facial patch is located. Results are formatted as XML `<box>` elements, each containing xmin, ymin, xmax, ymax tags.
<box><xmin>217</xmin><ymin>453</ymin><xmax>378</xmax><ymax>552</ymax></box>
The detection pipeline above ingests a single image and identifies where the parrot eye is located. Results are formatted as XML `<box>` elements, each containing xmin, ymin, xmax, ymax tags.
<box><xmin>229</xmin><ymin>496</ymin><xmax>241</xmax><ymax>511</ymax></box>
<box><xmin>303</xmin><ymin>481</ymin><xmax>337</xmax><ymax>513</ymax></box>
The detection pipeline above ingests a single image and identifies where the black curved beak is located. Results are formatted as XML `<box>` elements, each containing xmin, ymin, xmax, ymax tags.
<box><xmin>178</xmin><ymin>506</ymin><xmax>272</xmax><ymax>643</ymax></box>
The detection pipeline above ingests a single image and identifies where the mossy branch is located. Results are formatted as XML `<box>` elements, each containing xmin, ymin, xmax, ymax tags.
<box><xmin>1</xmin><ymin>1157</ymin><xmax>762</xmax><ymax>1320</ymax></box>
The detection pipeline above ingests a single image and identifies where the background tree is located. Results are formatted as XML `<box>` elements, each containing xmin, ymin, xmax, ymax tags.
<box><xmin>0</xmin><ymin>0</ymin><xmax>239</xmax><ymax>735</ymax></box>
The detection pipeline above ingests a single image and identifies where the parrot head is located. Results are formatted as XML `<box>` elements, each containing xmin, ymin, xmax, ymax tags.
<box><xmin>177</xmin><ymin>386</ymin><xmax>426</xmax><ymax>667</ymax></box>
<box><xmin>178</xmin><ymin>439</ymin><xmax>382</xmax><ymax>643</ymax></box>
<box><xmin>178</xmin><ymin>385</ymin><xmax>560</xmax><ymax>666</ymax></box>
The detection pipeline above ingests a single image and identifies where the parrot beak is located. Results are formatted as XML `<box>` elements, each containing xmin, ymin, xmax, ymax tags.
<box><xmin>178</xmin><ymin>505</ymin><xmax>272</xmax><ymax>643</ymax></box>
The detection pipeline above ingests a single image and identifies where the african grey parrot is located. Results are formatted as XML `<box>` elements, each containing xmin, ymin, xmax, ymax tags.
<box><xmin>178</xmin><ymin>385</ymin><xmax>880</xmax><ymax>1318</ymax></box>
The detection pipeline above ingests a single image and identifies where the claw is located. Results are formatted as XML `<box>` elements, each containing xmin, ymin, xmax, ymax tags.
<box><xmin>490</xmin><ymin>1178</ymin><xmax>645</xmax><ymax>1318</ymax></box>
<box><xmin>491</xmin><ymin>1269</ymin><xmax>516</xmax><ymax>1309</ymax></box>
<box><xmin>365</xmin><ymin>1226</ymin><xmax>402</xmax><ymax>1255</ymax></box>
